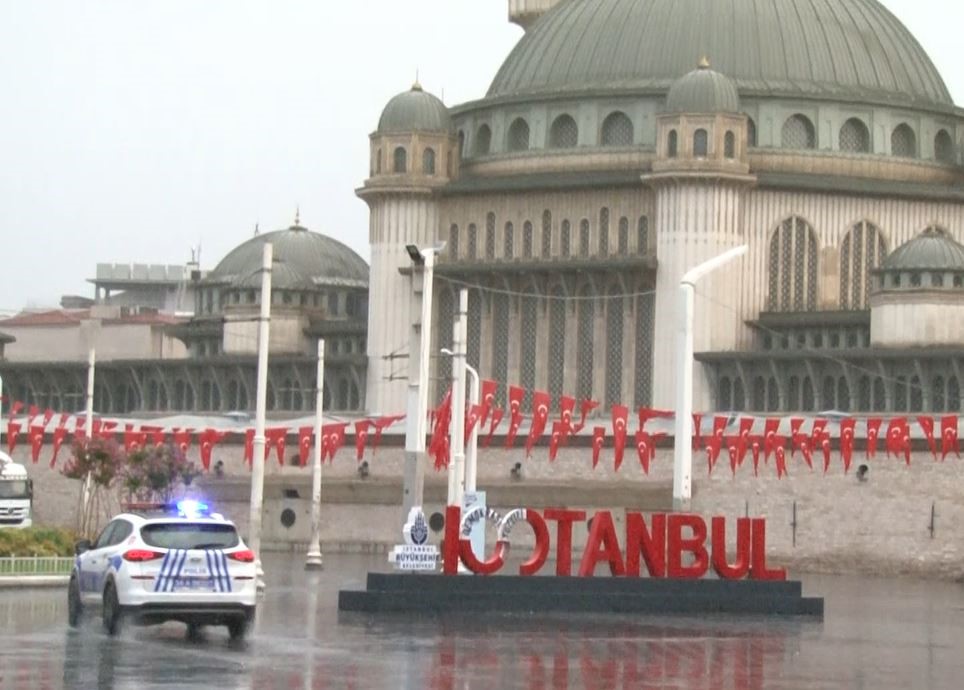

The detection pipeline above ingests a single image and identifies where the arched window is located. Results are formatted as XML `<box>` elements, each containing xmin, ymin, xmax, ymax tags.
<box><xmin>873</xmin><ymin>378</ymin><xmax>886</xmax><ymax>411</ymax></box>
<box><xmin>753</xmin><ymin>377</ymin><xmax>766</xmax><ymax>411</ymax></box>
<box><xmin>838</xmin><ymin>377</ymin><xmax>851</xmax><ymax>411</ymax></box>
<box><xmin>560</xmin><ymin>220</ymin><xmax>571</xmax><ymax>257</ymax></box>
<box><xmin>601</xmin><ymin>111</ymin><xmax>634</xmax><ymax>147</ymax></box>
<box><xmin>839</xmin><ymin>118</ymin><xmax>870</xmax><ymax>153</ymax></box>
<box><xmin>693</xmin><ymin>129</ymin><xmax>708</xmax><ymax>157</ymax></box>
<box><xmin>637</xmin><ymin>216</ymin><xmax>649</xmax><ymax>253</ymax></box>
<box><xmin>910</xmin><ymin>376</ymin><xmax>923</xmax><ymax>412</ymax></box>
<box><xmin>724</xmin><ymin>131</ymin><xmax>736</xmax><ymax>159</ymax></box>
<box><xmin>891</xmin><ymin>124</ymin><xmax>917</xmax><ymax>158</ymax></box>
<box><xmin>448</xmin><ymin>224</ymin><xmax>459</xmax><ymax>259</ymax></box>
<box><xmin>422</xmin><ymin>147</ymin><xmax>436</xmax><ymax>175</ymax></box>
<box><xmin>520</xmin><ymin>292</ymin><xmax>538</xmax><ymax>399</ymax></box>
<box><xmin>767</xmin><ymin>216</ymin><xmax>819</xmax><ymax>311</ymax></box>
<box><xmin>485</xmin><ymin>213</ymin><xmax>496</xmax><ymax>260</ymax></box>
<box><xmin>788</xmin><ymin>376</ymin><xmax>800</xmax><ymax>409</ymax></box>
<box><xmin>822</xmin><ymin>376</ymin><xmax>835</xmax><ymax>410</ymax></box>
<box><xmin>839</xmin><ymin>221</ymin><xmax>887</xmax><ymax>309</ymax></box>
<box><xmin>935</xmin><ymin>129</ymin><xmax>954</xmax><ymax>163</ymax></box>
<box><xmin>747</xmin><ymin>118</ymin><xmax>757</xmax><ymax>147</ymax></box>
<box><xmin>634</xmin><ymin>290</ymin><xmax>655</xmax><ymax>407</ymax></box>
<box><xmin>719</xmin><ymin>377</ymin><xmax>733</xmax><ymax>410</ymax></box>
<box><xmin>436</xmin><ymin>288</ymin><xmax>455</xmax><ymax>395</ymax></box>
<box><xmin>618</xmin><ymin>217</ymin><xmax>629</xmax><ymax>253</ymax></box>
<box><xmin>802</xmin><ymin>377</ymin><xmax>815</xmax><ymax>411</ymax></box>
<box><xmin>577</xmin><ymin>285</ymin><xmax>595</xmax><ymax>400</ymax></box>
<box><xmin>667</xmin><ymin>130</ymin><xmax>678</xmax><ymax>158</ymax></box>
<box><xmin>598</xmin><ymin>208</ymin><xmax>610</xmax><ymax>256</ymax></box>
<box><xmin>467</xmin><ymin>224</ymin><xmax>478</xmax><ymax>259</ymax></box>
<box><xmin>782</xmin><ymin>114</ymin><xmax>816</xmax><ymax>150</ymax></box>
<box><xmin>605</xmin><ymin>287</ymin><xmax>624</xmax><ymax>406</ymax></box>
<box><xmin>492</xmin><ymin>293</ymin><xmax>509</xmax><ymax>405</ymax></box>
<box><xmin>733</xmin><ymin>378</ymin><xmax>746</xmax><ymax>411</ymax></box>
<box><xmin>548</xmin><ymin>285</ymin><xmax>566</xmax><ymax>400</ymax></box>
<box><xmin>949</xmin><ymin>377</ymin><xmax>961</xmax><ymax>411</ymax></box>
<box><xmin>549</xmin><ymin>114</ymin><xmax>578</xmax><ymax>148</ymax></box>
<box><xmin>466</xmin><ymin>289</ymin><xmax>482</xmax><ymax>372</ymax></box>
<box><xmin>474</xmin><ymin>125</ymin><xmax>492</xmax><ymax>156</ymax></box>
<box><xmin>579</xmin><ymin>219</ymin><xmax>590</xmax><ymax>257</ymax></box>
<box><xmin>393</xmin><ymin>146</ymin><xmax>407</xmax><ymax>173</ymax></box>
<box><xmin>858</xmin><ymin>376</ymin><xmax>871</xmax><ymax>411</ymax></box>
<box><xmin>508</xmin><ymin>118</ymin><xmax>530</xmax><ymax>152</ymax></box>
<box><xmin>933</xmin><ymin>376</ymin><xmax>946</xmax><ymax>412</ymax></box>
<box><xmin>522</xmin><ymin>221</ymin><xmax>534</xmax><ymax>258</ymax></box>
<box><xmin>767</xmin><ymin>377</ymin><xmax>779</xmax><ymax>411</ymax></box>
<box><xmin>375</xmin><ymin>148</ymin><xmax>382</xmax><ymax>174</ymax></box>
<box><xmin>541</xmin><ymin>210</ymin><xmax>552</xmax><ymax>257</ymax></box>
<box><xmin>504</xmin><ymin>222</ymin><xmax>514</xmax><ymax>259</ymax></box>
<box><xmin>457</xmin><ymin>131</ymin><xmax>465</xmax><ymax>159</ymax></box>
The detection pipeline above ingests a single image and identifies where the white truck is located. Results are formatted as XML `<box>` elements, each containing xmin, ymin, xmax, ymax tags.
<box><xmin>0</xmin><ymin>451</ymin><xmax>33</xmax><ymax>528</ymax></box>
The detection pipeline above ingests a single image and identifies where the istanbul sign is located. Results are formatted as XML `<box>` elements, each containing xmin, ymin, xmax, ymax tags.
<box><xmin>442</xmin><ymin>506</ymin><xmax>786</xmax><ymax>581</ymax></box>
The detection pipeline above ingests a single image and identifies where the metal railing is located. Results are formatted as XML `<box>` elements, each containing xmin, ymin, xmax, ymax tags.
<box><xmin>0</xmin><ymin>556</ymin><xmax>74</xmax><ymax>577</ymax></box>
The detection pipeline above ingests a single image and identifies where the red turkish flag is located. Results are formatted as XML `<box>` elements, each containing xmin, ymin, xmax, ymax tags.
<box><xmin>42</xmin><ymin>409</ymin><xmax>54</xmax><ymax>428</ymax></box>
<box><xmin>638</xmin><ymin>407</ymin><xmax>673</xmax><ymax>430</ymax></box>
<box><xmin>591</xmin><ymin>426</ymin><xmax>606</xmax><ymax>469</ymax></box>
<box><xmin>123</xmin><ymin>425</ymin><xmax>142</xmax><ymax>453</ymax></box>
<box><xmin>28</xmin><ymin>425</ymin><xmax>44</xmax><ymax>463</ymax></box>
<box><xmin>736</xmin><ymin>418</ymin><xmax>754</xmax><ymax>467</ymax></box>
<box><xmin>244</xmin><ymin>429</ymin><xmax>255</xmax><ymax>467</ymax></box>
<box><xmin>790</xmin><ymin>418</ymin><xmax>812</xmax><ymax>471</ymax></box>
<box><xmin>940</xmin><ymin>415</ymin><xmax>959</xmax><ymax>461</ymax></box>
<box><xmin>198</xmin><ymin>429</ymin><xmax>225</xmax><ymax>471</ymax></box>
<box><xmin>97</xmin><ymin>420</ymin><xmax>118</xmax><ymax>440</ymax></box>
<box><xmin>58</xmin><ymin>413</ymin><xmax>71</xmax><ymax>429</ymax></box>
<box><xmin>480</xmin><ymin>379</ymin><xmax>498</xmax><ymax>426</ymax></box>
<box><xmin>692</xmin><ymin>413</ymin><xmax>703</xmax><ymax>451</ymax></box>
<box><xmin>372</xmin><ymin>415</ymin><xmax>404</xmax><ymax>455</ymax></box>
<box><xmin>763</xmin><ymin>418</ymin><xmax>780</xmax><ymax>463</ymax></box>
<box><xmin>774</xmin><ymin>440</ymin><xmax>788</xmax><ymax>479</ymax></box>
<box><xmin>9</xmin><ymin>401</ymin><xmax>24</xmax><ymax>416</ymax></box>
<box><xmin>140</xmin><ymin>425</ymin><xmax>166</xmax><ymax>448</ymax></box>
<box><xmin>298</xmin><ymin>426</ymin><xmax>313</xmax><ymax>467</ymax></box>
<box><xmin>810</xmin><ymin>419</ymin><xmax>828</xmax><ymax>455</ymax></box>
<box><xmin>173</xmin><ymin>429</ymin><xmax>192</xmax><ymax>455</ymax></box>
<box><xmin>354</xmin><ymin>420</ymin><xmax>372</xmax><ymax>461</ymax></box>
<box><xmin>465</xmin><ymin>404</ymin><xmax>485</xmax><ymax>443</ymax></box>
<box><xmin>819</xmin><ymin>432</ymin><xmax>832</xmax><ymax>474</ymax></box>
<box><xmin>27</xmin><ymin>405</ymin><xmax>39</xmax><ymax>425</ymax></box>
<box><xmin>6</xmin><ymin>421</ymin><xmax>21</xmax><ymax>454</ymax></box>
<box><xmin>548</xmin><ymin>421</ymin><xmax>564</xmax><ymax>462</ymax></box>
<box><xmin>483</xmin><ymin>407</ymin><xmax>503</xmax><ymax>448</ymax></box>
<box><xmin>525</xmin><ymin>390</ymin><xmax>551</xmax><ymax>458</ymax></box>
<box><xmin>726</xmin><ymin>438</ymin><xmax>739</xmax><ymax>477</ymax></box>
<box><xmin>635</xmin><ymin>429</ymin><xmax>653</xmax><ymax>475</ymax></box>
<box><xmin>749</xmin><ymin>435</ymin><xmax>762</xmax><ymax>476</ymax></box>
<box><xmin>917</xmin><ymin>416</ymin><xmax>937</xmax><ymax>460</ymax></box>
<box><xmin>50</xmin><ymin>425</ymin><xmax>69</xmax><ymax>468</ymax></box>
<box><xmin>505</xmin><ymin>386</ymin><xmax>525</xmax><ymax>448</ymax></box>
<box><xmin>866</xmin><ymin>418</ymin><xmax>882</xmax><ymax>459</ymax></box>
<box><xmin>429</xmin><ymin>389</ymin><xmax>452</xmax><ymax>468</ymax></box>
<box><xmin>323</xmin><ymin>423</ymin><xmax>348</xmax><ymax>464</ymax></box>
<box><xmin>264</xmin><ymin>428</ymin><xmax>287</xmax><ymax>466</ymax></box>
<box><xmin>839</xmin><ymin>418</ymin><xmax>856</xmax><ymax>473</ymax></box>
<box><xmin>705</xmin><ymin>416</ymin><xmax>728</xmax><ymax>475</ymax></box>
<box><xmin>885</xmin><ymin>418</ymin><xmax>908</xmax><ymax>461</ymax></box>
<box><xmin>574</xmin><ymin>399</ymin><xmax>600</xmax><ymax>433</ymax></box>
<box><xmin>559</xmin><ymin>395</ymin><xmax>576</xmax><ymax>435</ymax></box>
<box><xmin>611</xmin><ymin>405</ymin><xmax>629</xmax><ymax>471</ymax></box>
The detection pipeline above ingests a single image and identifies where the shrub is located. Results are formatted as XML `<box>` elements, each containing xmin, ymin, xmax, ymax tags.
<box><xmin>0</xmin><ymin>527</ymin><xmax>77</xmax><ymax>557</ymax></box>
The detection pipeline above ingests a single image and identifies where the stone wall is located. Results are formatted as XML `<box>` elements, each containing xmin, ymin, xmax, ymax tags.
<box><xmin>11</xmin><ymin>437</ymin><xmax>963</xmax><ymax>580</ymax></box>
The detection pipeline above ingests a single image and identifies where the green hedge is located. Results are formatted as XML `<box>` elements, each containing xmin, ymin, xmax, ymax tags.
<box><xmin>0</xmin><ymin>527</ymin><xmax>78</xmax><ymax>557</ymax></box>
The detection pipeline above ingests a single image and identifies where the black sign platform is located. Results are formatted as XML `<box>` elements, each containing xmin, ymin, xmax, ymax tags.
<box><xmin>338</xmin><ymin>573</ymin><xmax>824</xmax><ymax>617</ymax></box>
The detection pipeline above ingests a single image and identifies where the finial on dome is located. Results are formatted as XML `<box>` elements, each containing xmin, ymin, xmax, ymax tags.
<box><xmin>698</xmin><ymin>55</ymin><xmax>711</xmax><ymax>69</ymax></box>
<box><xmin>294</xmin><ymin>206</ymin><xmax>301</xmax><ymax>228</ymax></box>
<box><xmin>412</xmin><ymin>69</ymin><xmax>422</xmax><ymax>92</ymax></box>
<box><xmin>254</xmin><ymin>222</ymin><xmax>260</xmax><ymax>236</ymax></box>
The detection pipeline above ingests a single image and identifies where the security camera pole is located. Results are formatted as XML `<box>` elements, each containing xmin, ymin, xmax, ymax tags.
<box><xmin>248</xmin><ymin>243</ymin><xmax>272</xmax><ymax>586</ymax></box>
<box><xmin>305</xmin><ymin>338</ymin><xmax>325</xmax><ymax>570</ymax></box>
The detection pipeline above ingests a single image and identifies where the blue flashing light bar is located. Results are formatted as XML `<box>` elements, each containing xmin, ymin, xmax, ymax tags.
<box><xmin>175</xmin><ymin>499</ymin><xmax>210</xmax><ymax>518</ymax></box>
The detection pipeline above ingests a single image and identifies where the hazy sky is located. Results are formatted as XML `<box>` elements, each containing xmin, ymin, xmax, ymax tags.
<box><xmin>2</xmin><ymin>0</ymin><xmax>962</xmax><ymax>313</ymax></box>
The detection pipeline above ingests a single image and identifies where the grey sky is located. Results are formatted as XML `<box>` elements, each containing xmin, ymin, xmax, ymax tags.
<box><xmin>1</xmin><ymin>0</ymin><xmax>961</xmax><ymax>313</ymax></box>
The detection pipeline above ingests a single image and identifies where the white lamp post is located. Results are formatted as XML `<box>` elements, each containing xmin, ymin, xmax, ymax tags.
<box><xmin>305</xmin><ymin>338</ymin><xmax>324</xmax><ymax>570</ymax></box>
<box><xmin>673</xmin><ymin>245</ymin><xmax>748</xmax><ymax>510</ymax></box>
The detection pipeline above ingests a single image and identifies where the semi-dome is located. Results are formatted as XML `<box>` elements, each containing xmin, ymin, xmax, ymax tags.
<box><xmin>207</xmin><ymin>224</ymin><xmax>369</xmax><ymax>290</ymax></box>
<box><xmin>488</xmin><ymin>0</ymin><xmax>951</xmax><ymax>109</ymax></box>
<box><xmin>665</xmin><ymin>59</ymin><xmax>739</xmax><ymax>113</ymax></box>
<box><xmin>377</xmin><ymin>83</ymin><xmax>454</xmax><ymax>134</ymax></box>
<box><xmin>881</xmin><ymin>227</ymin><xmax>964</xmax><ymax>272</ymax></box>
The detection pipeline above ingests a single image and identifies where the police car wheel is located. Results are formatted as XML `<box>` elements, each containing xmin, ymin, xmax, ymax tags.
<box><xmin>102</xmin><ymin>583</ymin><xmax>121</xmax><ymax>636</ymax></box>
<box><xmin>227</xmin><ymin>618</ymin><xmax>248</xmax><ymax>641</ymax></box>
<box><xmin>67</xmin><ymin>577</ymin><xmax>83</xmax><ymax>628</ymax></box>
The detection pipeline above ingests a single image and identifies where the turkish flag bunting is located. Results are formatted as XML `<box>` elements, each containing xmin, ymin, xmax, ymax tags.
<box><xmin>58</xmin><ymin>413</ymin><xmax>71</xmax><ymax>429</ymax></box>
<box><xmin>372</xmin><ymin>415</ymin><xmax>404</xmax><ymax>455</ymax></box>
<box><xmin>199</xmin><ymin>429</ymin><xmax>227</xmax><ymax>471</ymax></box>
<box><xmin>917</xmin><ymin>416</ymin><xmax>937</xmax><ymax>460</ymax></box>
<box><xmin>266</xmin><ymin>428</ymin><xmax>287</xmax><ymax>466</ymax></box>
<box><xmin>298</xmin><ymin>427</ymin><xmax>313</xmax><ymax>467</ymax></box>
<box><xmin>244</xmin><ymin>429</ymin><xmax>255</xmax><ymax>467</ymax></box>
<box><xmin>635</xmin><ymin>429</ymin><xmax>653</xmax><ymax>475</ymax></box>
<box><xmin>839</xmin><ymin>418</ymin><xmax>856</xmax><ymax>473</ymax></box>
<box><xmin>173</xmin><ymin>429</ymin><xmax>192</xmax><ymax>455</ymax></box>
<box><xmin>10</xmin><ymin>401</ymin><xmax>24</xmax><ymax>416</ymax></box>
<box><xmin>6</xmin><ymin>421</ymin><xmax>21</xmax><ymax>454</ymax></box>
<box><xmin>866</xmin><ymin>418</ymin><xmax>882</xmax><ymax>459</ymax></box>
<box><xmin>430</xmin><ymin>390</ymin><xmax>452</xmax><ymax>470</ymax></box>
<box><xmin>123</xmin><ymin>425</ymin><xmax>142</xmax><ymax>453</ymax></box>
<box><xmin>29</xmin><ymin>425</ymin><xmax>44</xmax><ymax>463</ymax></box>
<box><xmin>505</xmin><ymin>386</ymin><xmax>525</xmax><ymax>448</ymax></box>
<box><xmin>322</xmin><ymin>424</ymin><xmax>348</xmax><ymax>463</ymax></box>
<box><xmin>548</xmin><ymin>421</ymin><xmax>564</xmax><ymax>462</ymax></box>
<box><xmin>810</xmin><ymin>419</ymin><xmax>828</xmax><ymax>455</ymax></box>
<box><xmin>27</xmin><ymin>405</ymin><xmax>39</xmax><ymax>424</ymax></box>
<box><xmin>97</xmin><ymin>420</ymin><xmax>118</xmax><ymax>441</ymax></box>
<box><xmin>749</xmin><ymin>435</ymin><xmax>762</xmax><ymax>476</ymax></box>
<box><xmin>726</xmin><ymin>438</ymin><xmax>740</xmax><ymax>477</ymax></box>
<box><xmin>354</xmin><ymin>420</ymin><xmax>372</xmax><ymax>461</ymax></box>
<box><xmin>790</xmin><ymin>418</ymin><xmax>813</xmax><ymax>471</ymax></box>
<box><xmin>692</xmin><ymin>413</ymin><xmax>703</xmax><ymax>451</ymax></box>
<box><xmin>42</xmin><ymin>409</ymin><xmax>54</xmax><ymax>428</ymax></box>
<box><xmin>940</xmin><ymin>415</ymin><xmax>959</xmax><ymax>461</ymax></box>
<box><xmin>736</xmin><ymin>418</ymin><xmax>754</xmax><ymax>466</ymax></box>
<box><xmin>706</xmin><ymin>416</ymin><xmax>727</xmax><ymax>475</ymax></box>
<box><xmin>638</xmin><ymin>407</ymin><xmax>673</xmax><ymax>430</ymax></box>
<box><xmin>559</xmin><ymin>395</ymin><xmax>576</xmax><ymax>437</ymax></box>
<box><xmin>525</xmin><ymin>390</ymin><xmax>551</xmax><ymax>458</ymax></box>
<box><xmin>611</xmin><ymin>404</ymin><xmax>629</xmax><ymax>471</ymax></box>
<box><xmin>774</xmin><ymin>440</ymin><xmax>788</xmax><ymax>479</ymax></box>
<box><xmin>574</xmin><ymin>399</ymin><xmax>600</xmax><ymax>433</ymax></box>
<box><xmin>50</xmin><ymin>425</ymin><xmax>69</xmax><ymax>468</ymax></box>
<box><xmin>763</xmin><ymin>418</ymin><xmax>780</xmax><ymax>463</ymax></box>
<box><xmin>465</xmin><ymin>404</ymin><xmax>485</xmax><ymax>444</ymax></box>
<box><xmin>885</xmin><ymin>418</ymin><xmax>908</xmax><ymax>463</ymax></box>
<box><xmin>591</xmin><ymin>426</ymin><xmax>606</xmax><ymax>469</ymax></box>
<box><xmin>480</xmin><ymin>380</ymin><xmax>498</xmax><ymax>426</ymax></box>
<box><xmin>483</xmin><ymin>407</ymin><xmax>503</xmax><ymax>448</ymax></box>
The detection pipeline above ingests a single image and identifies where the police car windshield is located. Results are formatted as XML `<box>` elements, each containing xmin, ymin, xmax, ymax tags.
<box><xmin>140</xmin><ymin>523</ymin><xmax>239</xmax><ymax>550</ymax></box>
<box><xmin>0</xmin><ymin>481</ymin><xmax>29</xmax><ymax>499</ymax></box>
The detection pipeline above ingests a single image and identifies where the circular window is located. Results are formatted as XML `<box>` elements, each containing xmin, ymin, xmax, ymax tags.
<box><xmin>280</xmin><ymin>508</ymin><xmax>296</xmax><ymax>528</ymax></box>
<box><xmin>428</xmin><ymin>512</ymin><xmax>445</xmax><ymax>533</ymax></box>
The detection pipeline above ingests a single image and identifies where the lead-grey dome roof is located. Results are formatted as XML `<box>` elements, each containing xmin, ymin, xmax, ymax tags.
<box><xmin>881</xmin><ymin>227</ymin><xmax>964</xmax><ymax>272</ymax></box>
<box><xmin>488</xmin><ymin>0</ymin><xmax>951</xmax><ymax>109</ymax></box>
<box><xmin>665</xmin><ymin>60</ymin><xmax>739</xmax><ymax>113</ymax></box>
<box><xmin>377</xmin><ymin>83</ymin><xmax>454</xmax><ymax>134</ymax></box>
<box><xmin>207</xmin><ymin>225</ymin><xmax>369</xmax><ymax>290</ymax></box>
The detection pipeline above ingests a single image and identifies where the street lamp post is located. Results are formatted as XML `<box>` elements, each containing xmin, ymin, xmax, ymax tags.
<box><xmin>673</xmin><ymin>245</ymin><xmax>748</xmax><ymax>510</ymax></box>
<box><xmin>305</xmin><ymin>338</ymin><xmax>325</xmax><ymax>570</ymax></box>
<box><xmin>448</xmin><ymin>291</ymin><xmax>468</xmax><ymax>509</ymax></box>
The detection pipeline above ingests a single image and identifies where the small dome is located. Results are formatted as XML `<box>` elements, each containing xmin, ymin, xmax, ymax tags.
<box><xmin>881</xmin><ymin>227</ymin><xmax>964</xmax><ymax>272</ymax></box>
<box><xmin>665</xmin><ymin>59</ymin><xmax>739</xmax><ymax>114</ymax></box>
<box><xmin>377</xmin><ymin>83</ymin><xmax>454</xmax><ymax>134</ymax></box>
<box><xmin>206</xmin><ymin>224</ymin><xmax>369</xmax><ymax>291</ymax></box>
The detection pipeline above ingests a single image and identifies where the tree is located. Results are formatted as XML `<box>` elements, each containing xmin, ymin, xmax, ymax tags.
<box><xmin>122</xmin><ymin>443</ymin><xmax>200</xmax><ymax>504</ymax></box>
<box><xmin>62</xmin><ymin>437</ymin><xmax>124</xmax><ymax>539</ymax></box>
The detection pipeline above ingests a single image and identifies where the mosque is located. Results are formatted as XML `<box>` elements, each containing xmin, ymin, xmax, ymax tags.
<box><xmin>3</xmin><ymin>0</ymin><xmax>964</xmax><ymax>422</ymax></box>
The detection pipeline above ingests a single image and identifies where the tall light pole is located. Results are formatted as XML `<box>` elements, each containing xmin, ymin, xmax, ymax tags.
<box><xmin>305</xmin><ymin>338</ymin><xmax>325</xmax><ymax>570</ymax></box>
<box><xmin>248</xmin><ymin>243</ymin><xmax>273</xmax><ymax>583</ymax></box>
<box><xmin>447</xmin><ymin>290</ymin><xmax>468</xmax><ymax>509</ymax></box>
<box><xmin>673</xmin><ymin>245</ymin><xmax>748</xmax><ymax>510</ymax></box>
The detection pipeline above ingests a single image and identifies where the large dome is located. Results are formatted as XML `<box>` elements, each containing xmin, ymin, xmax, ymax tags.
<box><xmin>488</xmin><ymin>0</ymin><xmax>951</xmax><ymax>109</ymax></box>
<box><xmin>207</xmin><ymin>224</ymin><xmax>368</xmax><ymax>290</ymax></box>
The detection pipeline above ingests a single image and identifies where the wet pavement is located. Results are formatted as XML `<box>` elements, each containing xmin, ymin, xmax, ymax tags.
<box><xmin>1</xmin><ymin>553</ymin><xmax>963</xmax><ymax>689</ymax></box>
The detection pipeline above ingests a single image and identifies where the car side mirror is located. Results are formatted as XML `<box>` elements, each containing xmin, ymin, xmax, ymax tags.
<box><xmin>75</xmin><ymin>540</ymin><xmax>92</xmax><ymax>556</ymax></box>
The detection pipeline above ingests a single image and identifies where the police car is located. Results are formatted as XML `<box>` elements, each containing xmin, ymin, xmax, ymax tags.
<box><xmin>67</xmin><ymin>500</ymin><xmax>257</xmax><ymax>640</ymax></box>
